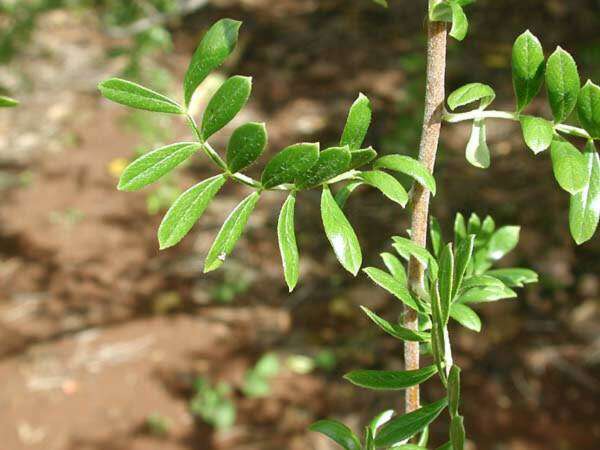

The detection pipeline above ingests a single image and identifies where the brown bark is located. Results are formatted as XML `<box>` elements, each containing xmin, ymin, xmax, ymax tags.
<box><xmin>404</xmin><ymin>19</ymin><xmax>448</xmax><ymax>414</ymax></box>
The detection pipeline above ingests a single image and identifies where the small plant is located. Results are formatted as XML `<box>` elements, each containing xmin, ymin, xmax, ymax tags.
<box><xmin>241</xmin><ymin>353</ymin><xmax>280</xmax><ymax>398</ymax></box>
<box><xmin>189</xmin><ymin>377</ymin><xmax>236</xmax><ymax>431</ymax></box>
<box><xmin>99</xmin><ymin>0</ymin><xmax>598</xmax><ymax>448</ymax></box>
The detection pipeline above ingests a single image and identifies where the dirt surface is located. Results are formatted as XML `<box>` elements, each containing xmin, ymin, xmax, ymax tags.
<box><xmin>0</xmin><ymin>2</ymin><xmax>599</xmax><ymax>450</ymax></box>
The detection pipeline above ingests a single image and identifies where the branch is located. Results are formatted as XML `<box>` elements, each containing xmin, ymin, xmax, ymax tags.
<box><xmin>405</xmin><ymin>20</ymin><xmax>448</xmax><ymax>414</ymax></box>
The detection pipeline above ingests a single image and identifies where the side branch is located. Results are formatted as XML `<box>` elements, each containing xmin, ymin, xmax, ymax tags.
<box><xmin>405</xmin><ymin>20</ymin><xmax>448</xmax><ymax>413</ymax></box>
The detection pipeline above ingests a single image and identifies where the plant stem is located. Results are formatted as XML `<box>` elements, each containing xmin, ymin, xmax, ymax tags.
<box><xmin>443</xmin><ymin>109</ymin><xmax>592</xmax><ymax>139</ymax></box>
<box><xmin>406</xmin><ymin>19</ymin><xmax>448</xmax><ymax>413</ymax></box>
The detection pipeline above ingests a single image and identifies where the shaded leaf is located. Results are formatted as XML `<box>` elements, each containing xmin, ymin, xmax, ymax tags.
<box><xmin>261</xmin><ymin>142</ymin><xmax>320</xmax><ymax>188</ymax></box>
<box><xmin>453</xmin><ymin>235</ymin><xmax>475</xmax><ymax>297</ymax></box>
<box><xmin>363</xmin><ymin>267</ymin><xmax>422</xmax><ymax>312</ymax></box>
<box><xmin>381</xmin><ymin>252</ymin><xmax>407</xmax><ymax>285</ymax></box>
<box><xmin>448</xmin><ymin>365</ymin><xmax>461</xmax><ymax>417</ymax></box>
<box><xmin>569</xmin><ymin>141</ymin><xmax>600</xmax><ymax>244</ymax></box>
<box><xmin>335</xmin><ymin>181</ymin><xmax>363</xmax><ymax>208</ymax></box>
<box><xmin>184</xmin><ymin>18</ymin><xmax>242</xmax><ymax>106</ymax></box>
<box><xmin>201</xmin><ymin>76</ymin><xmax>252</xmax><ymax>140</ymax></box>
<box><xmin>118</xmin><ymin>142</ymin><xmax>200</xmax><ymax>191</ymax></box>
<box><xmin>391</xmin><ymin>236</ymin><xmax>437</xmax><ymax>271</ymax></box>
<box><xmin>349</xmin><ymin>147</ymin><xmax>378</xmax><ymax>169</ymax></box>
<box><xmin>374</xmin><ymin>155</ymin><xmax>437</xmax><ymax>195</ymax></box>
<box><xmin>98</xmin><ymin>78</ymin><xmax>183</xmax><ymax>114</ymax></box>
<box><xmin>546</xmin><ymin>47</ymin><xmax>580</xmax><ymax>123</ymax></box>
<box><xmin>550</xmin><ymin>138</ymin><xmax>588</xmax><ymax>194</ymax></box>
<box><xmin>438</xmin><ymin>243</ymin><xmax>454</xmax><ymax>325</ymax></box>
<box><xmin>204</xmin><ymin>192</ymin><xmax>260</xmax><ymax>272</ymax></box>
<box><xmin>577</xmin><ymin>80</ymin><xmax>600</xmax><ymax>139</ymax></box>
<box><xmin>278</xmin><ymin>194</ymin><xmax>300</xmax><ymax>292</ymax></box>
<box><xmin>360</xmin><ymin>170</ymin><xmax>409</xmax><ymax>207</ymax></box>
<box><xmin>374</xmin><ymin>398</ymin><xmax>448</xmax><ymax>447</ymax></box>
<box><xmin>459</xmin><ymin>274</ymin><xmax>506</xmax><ymax>291</ymax></box>
<box><xmin>158</xmin><ymin>174</ymin><xmax>226</xmax><ymax>249</ymax></box>
<box><xmin>309</xmin><ymin>420</ymin><xmax>361</xmax><ymax>450</ymax></box>
<box><xmin>450</xmin><ymin>415</ymin><xmax>465</xmax><ymax>450</ymax></box>
<box><xmin>296</xmin><ymin>146</ymin><xmax>351</xmax><ymax>189</ymax></box>
<box><xmin>430</xmin><ymin>216</ymin><xmax>443</xmax><ymax>258</ymax></box>
<box><xmin>341</xmin><ymin>93</ymin><xmax>372</xmax><ymax>150</ymax></box>
<box><xmin>344</xmin><ymin>365</ymin><xmax>437</xmax><ymax>391</ymax></box>
<box><xmin>321</xmin><ymin>186</ymin><xmax>362</xmax><ymax>275</ymax></box>
<box><xmin>226</xmin><ymin>122</ymin><xmax>267</xmax><ymax>173</ymax></box>
<box><xmin>360</xmin><ymin>306</ymin><xmax>430</xmax><ymax>342</ymax></box>
<box><xmin>520</xmin><ymin>115</ymin><xmax>553</xmax><ymax>154</ymax></box>
<box><xmin>511</xmin><ymin>30</ymin><xmax>545</xmax><ymax>112</ymax></box>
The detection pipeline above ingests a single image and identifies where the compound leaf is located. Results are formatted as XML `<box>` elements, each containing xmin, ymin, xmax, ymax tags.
<box><xmin>344</xmin><ymin>365</ymin><xmax>437</xmax><ymax>390</ymax></box>
<box><xmin>309</xmin><ymin>420</ymin><xmax>361</xmax><ymax>450</ymax></box>
<box><xmin>341</xmin><ymin>93</ymin><xmax>372</xmax><ymax>150</ymax></box>
<box><xmin>550</xmin><ymin>138</ymin><xmax>588</xmax><ymax>194</ymax></box>
<box><xmin>360</xmin><ymin>170</ymin><xmax>409</xmax><ymax>207</ymax></box>
<box><xmin>363</xmin><ymin>267</ymin><xmax>421</xmax><ymax>312</ymax></box>
<box><xmin>569</xmin><ymin>141</ymin><xmax>600</xmax><ymax>244</ymax></box>
<box><xmin>296</xmin><ymin>146</ymin><xmax>351</xmax><ymax>189</ymax></box>
<box><xmin>278</xmin><ymin>193</ymin><xmax>300</xmax><ymax>291</ymax></box>
<box><xmin>360</xmin><ymin>306</ymin><xmax>430</xmax><ymax>342</ymax></box>
<box><xmin>226</xmin><ymin>122</ymin><xmax>267</xmax><ymax>173</ymax></box>
<box><xmin>201</xmin><ymin>75</ymin><xmax>252</xmax><ymax>140</ymax></box>
<box><xmin>546</xmin><ymin>47</ymin><xmax>580</xmax><ymax>123</ymax></box>
<box><xmin>465</xmin><ymin>119</ymin><xmax>490</xmax><ymax>169</ymax></box>
<box><xmin>577</xmin><ymin>80</ymin><xmax>600</xmax><ymax>139</ymax></box>
<box><xmin>374</xmin><ymin>155</ymin><xmax>437</xmax><ymax>195</ymax></box>
<box><xmin>520</xmin><ymin>115</ymin><xmax>553</xmax><ymax>154</ymax></box>
<box><xmin>450</xmin><ymin>303</ymin><xmax>481</xmax><ymax>332</ymax></box>
<box><xmin>261</xmin><ymin>142</ymin><xmax>319</xmax><ymax>188</ymax></box>
<box><xmin>447</xmin><ymin>83</ymin><xmax>495</xmax><ymax>111</ymax></box>
<box><xmin>511</xmin><ymin>30</ymin><xmax>545</xmax><ymax>112</ymax></box>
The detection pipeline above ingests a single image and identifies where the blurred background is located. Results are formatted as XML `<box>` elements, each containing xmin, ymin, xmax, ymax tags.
<box><xmin>0</xmin><ymin>0</ymin><xmax>599</xmax><ymax>449</ymax></box>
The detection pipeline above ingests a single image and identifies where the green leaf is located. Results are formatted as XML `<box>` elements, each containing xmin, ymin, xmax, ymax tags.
<box><xmin>372</xmin><ymin>0</ymin><xmax>388</xmax><ymax>7</ymax></box>
<box><xmin>349</xmin><ymin>147</ymin><xmax>378</xmax><ymax>170</ymax></box>
<box><xmin>369</xmin><ymin>410</ymin><xmax>394</xmax><ymax>440</ymax></box>
<box><xmin>184</xmin><ymin>18</ymin><xmax>242</xmax><ymax>106</ymax></box>
<box><xmin>457</xmin><ymin>285</ymin><xmax>517</xmax><ymax>303</ymax></box>
<box><xmin>360</xmin><ymin>306</ymin><xmax>430</xmax><ymax>342</ymax></box>
<box><xmin>201</xmin><ymin>75</ymin><xmax>252</xmax><ymax>140</ymax></box>
<box><xmin>450</xmin><ymin>303</ymin><xmax>481</xmax><ymax>332</ymax></box>
<box><xmin>374</xmin><ymin>398</ymin><xmax>448</xmax><ymax>447</ymax></box>
<box><xmin>465</xmin><ymin>119</ymin><xmax>490</xmax><ymax>169</ymax></box>
<box><xmin>296</xmin><ymin>146</ymin><xmax>351</xmax><ymax>189</ymax></box>
<box><xmin>363</xmin><ymin>267</ymin><xmax>422</xmax><ymax>312</ymax></box>
<box><xmin>453</xmin><ymin>235</ymin><xmax>475</xmax><ymax>297</ymax></box>
<box><xmin>0</xmin><ymin>95</ymin><xmax>18</xmax><ymax>107</ymax></box>
<box><xmin>335</xmin><ymin>181</ymin><xmax>363</xmax><ymax>209</ymax></box>
<box><xmin>486</xmin><ymin>268</ymin><xmax>538</xmax><ymax>287</ymax></box>
<box><xmin>261</xmin><ymin>142</ymin><xmax>320</xmax><ymax>188</ymax></box>
<box><xmin>321</xmin><ymin>186</ymin><xmax>362</xmax><ymax>275</ymax></box>
<box><xmin>98</xmin><ymin>78</ymin><xmax>183</xmax><ymax>114</ymax></box>
<box><xmin>118</xmin><ymin>142</ymin><xmax>200</xmax><ymax>191</ymax></box>
<box><xmin>569</xmin><ymin>141</ymin><xmax>600</xmax><ymax>244</ymax></box>
<box><xmin>437</xmin><ymin>442</ymin><xmax>453</xmax><ymax>450</ymax></box>
<box><xmin>550</xmin><ymin>138</ymin><xmax>588</xmax><ymax>194</ymax></box>
<box><xmin>430</xmin><ymin>217</ymin><xmax>443</xmax><ymax>258</ymax></box>
<box><xmin>447</xmin><ymin>83</ymin><xmax>495</xmax><ymax>111</ymax></box>
<box><xmin>391</xmin><ymin>236</ymin><xmax>437</xmax><ymax>271</ymax></box>
<box><xmin>449</xmin><ymin>2</ymin><xmax>468</xmax><ymax>41</ymax></box>
<box><xmin>360</xmin><ymin>170</ymin><xmax>409</xmax><ymax>207</ymax></box>
<box><xmin>158</xmin><ymin>174</ymin><xmax>227</xmax><ymax>249</ymax></box>
<box><xmin>546</xmin><ymin>47</ymin><xmax>580</xmax><ymax>123</ymax></box>
<box><xmin>450</xmin><ymin>415</ymin><xmax>466</xmax><ymax>450</ymax></box>
<box><xmin>341</xmin><ymin>93</ymin><xmax>372</xmax><ymax>150</ymax></box>
<box><xmin>448</xmin><ymin>365</ymin><xmax>461</xmax><ymax>417</ymax></box>
<box><xmin>488</xmin><ymin>225</ymin><xmax>520</xmax><ymax>260</ymax></box>
<box><xmin>460</xmin><ymin>274</ymin><xmax>506</xmax><ymax>291</ymax></box>
<box><xmin>429</xmin><ymin>1</ymin><xmax>452</xmax><ymax>22</ymax></box>
<box><xmin>511</xmin><ymin>30</ymin><xmax>545</xmax><ymax>112</ymax></box>
<box><xmin>577</xmin><ymin>80</ymin><xmax>600</xmax><ymax>139</ymax></box>
<box><xmin>309</xmin><ymin>419</ymin><xmax>361</xmax><ymax>450</ymax></box>
<box><xmin>454</xmin><ymin>213</ymin><xmax>467</xmax><ymax>244</ymax></box>
<box><xmin>226</xmin><ymin>122</ymin><xmax>267</xmax><ymax>173</ymax></box>
<box><xmin>467</xmin><ymin>213</ymin><xmax>481</xmax><ymax>235</ymax></box>
<box><xmin>204</xmin><ymin>192</ymin><xmax>260</xmax><ymax>272</ymax></box>
<box><xmin>374</xmin><ymin>155</ymin><xmax>437</xmax><ymax>195</ymax></box>
<box><xmin>381</xmin><ymin>252</ymin><xmax>407</xmax><ymax>285</ymax></box>
<box><xmin>278</xmin><ymin>193</ymin><xmax>300</xmax><ymax>292</ymax></box>
<box><xmin>430</xmin><ymin>282</ymin><xmax>447</xmax><ymax>377</ymax></box>
<box><xmin>438</xmin><ymin>243</ymin><xmax>454</xmax><ymax>325</ymax></box>
<box><xmin>344</xmin><ymin>365</ymin><xmax>437</xmax><ymax>390</ymax></box>
<box><xmin>520</xmin><ymin>115</ymin><xmax>553</xmax><ymax>154</ymax></box>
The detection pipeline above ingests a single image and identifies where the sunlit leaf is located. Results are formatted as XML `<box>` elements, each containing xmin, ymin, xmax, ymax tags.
<box><xmin>511</xmin><ymin>30</ymin><xmax>545</xmax><ymax>112</ymax></box>
<box><xmin>374</xmin><ymin>155</ymin><xmax>437</xmax><ymax>195</ymax></box>
<box><xmin>546</xmin><ymin>47</ymin><xmax>580</xmax><ymax>123</ymax></box>
<box><xmin>118</xmin><ymin>142</ymin><xmax>200</xmax><ymax>191</ymax></box>
<box><xmin>569</xmin><ymin>141</ymin><xmax>600</xmax><ymax>244</ymax></box>
<box><xmin>261</xmin><ymin>142</ymin><xmax>320</xmax><ymax>188</ymax></box>
<box><xmin>449</xmin><ymin>2</ymin><xmax>468</xmax><ymax>41</ymax></box>
<box><xmin>488</xmin><ymin>226</ymin><xmax>520</xmax><ymax>260</ymax></box>
<box><xmin>349</xmin><ymin>147</ymin><xmax>378</xmax><ymax>169</ymax></box>
<box><xmin>341</xmin><ymin>93</ymin><xmax>372</xmax><ymax>150</ymax></box>
<box><xmin>296</xmin><ymin>146</ymin><xmax>351</xmax><ymax>189</ymax></box>
<box><xmin>486</xmin><ymin>268</ymin><xmax>538</xmax><ymax>287</ymax></box>
<box><xmin>453</xmin><ymin>235</ymin><xmax>475</xmax><ymax>297</ymax></box>
<box><xmin>577</xmin><ymin>80</ymin><xmax>600</xmax><ymax>139</ymax></box>
<box><xmin>0</xmin><ymin>95</ymin><xmax>18</xmax><ymax>107</ymax></box>
<box><xmin>381</xmin><ymin>252</ymin><xmax>407</xmax><ymax>285</ymax></box>
<box><xmin>278</xmin><ymin>193</ymin><xmax>300</xmax><ymax>291</ymax></box>
<box><xmin>309</xmin><ymin>419</ymin><xmax>361</xmax><ymax>450</ymax></box>
<box><xmin>204</xmin><ymin>192</ymin><xmax>260</xmax><ymax>272</ymax></box>
<box><xmin>360</xmin><ymin>306</ymin><xmax>430</xmax><ymax>342</ymax></box>
<box><xmin>158</xmin><ymin>174</ymin><xmax>227</xmax><ymax>249</ymax></box>
<box><xmin>201</xmin><ymin>75</ymin><xmax>252</xmax><ymax>140</ymax></box>
<box><xmin>520</xmin><ymin>115</ymin><xmax>553</xmax><ymax>154</ymax></box>
<box><xmin>447</xmin><ymin>83</ymin><xmax>495</xmax><ymax>111</ymax></box>
<box><xmin>363</xmin><ymin>267</ymin><xmax>422</xmax><ymax>312</ymax></box>
<box><xmin>465</xmin><ymin>119</ymin><xmax>490</xmax><ymax>169</ymax></box>
<box><xmin>450</xmin><ymin>303</ymin><xmax>481</xmax><ymax>332</ymax></box>
<box><xmin>321</xmin><ymin>186</ymin><xmax>362</xmax><ymax>275</ymax></box>
<box><xmin>184</xmin><ymin>18</ymin><xmax>242</xmax><ymax>106</ymax></box>
<box><xmin>360</xmin><ymin>170</ymin><xmax>409</xmax><ymax>207</ymax></box>
<box><xmin>550</xmin><ymin>138</ymin><xmax>588</xmax><ymax>194</ymax></box>
<box><xmin>98</xmin><ymin>78</ymin><xmax>183</xmax><ymax>114</ymax></box>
